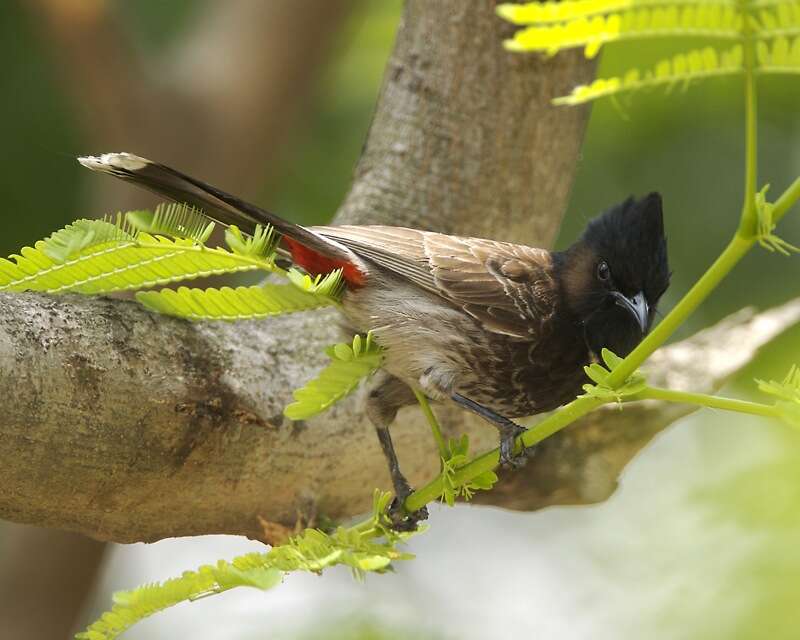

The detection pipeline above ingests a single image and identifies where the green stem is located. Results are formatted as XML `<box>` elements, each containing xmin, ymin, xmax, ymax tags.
<box><xmin>605</xmin><ymin>233</ymin><xmax>754</xmax><ymax>386</ymax></box>
<box><xmin>605</xmin><ymin>0</ymin><xmax>764</xmax><ymax>386</ymax></box>
<box><xmin>403</xmin><ymin>6</ymin><xmax>800</xmax><ymax>515</ymax></box>
<box><xmin>773</xmin><ymin>175</ymin><xmax>800</xmax><ymax>223</ymax></box>
<box><xmin>636</xmin><ymin>386</ymin><xmax>780</xmax><ymax>418</ymax></box>
<box><xmin>414</xmin><ymin>390</ymin><xmax>448</xmax><ymax>459</ymax></box>
<box><xmin>738</xmin><ymin>10</ymin><xmax>759</xmax><ymax>236</ymax></box>
<box><xmin>405</xmin><ymin>395</ymin><xmax>605</xmax><ymax>512</ymax></box>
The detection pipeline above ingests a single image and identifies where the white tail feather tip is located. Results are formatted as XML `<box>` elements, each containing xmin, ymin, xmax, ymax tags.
<box><xmin>77</xmin><ymin>152</ymin><xmax>150</xmax><ymax>172</ymax></box>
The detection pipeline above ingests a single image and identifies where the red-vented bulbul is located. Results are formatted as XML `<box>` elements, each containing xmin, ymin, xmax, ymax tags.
<box><xmin>79</xmin><ymin>153</ymin><xmax>670</xmax><ymax>528</ymax></box>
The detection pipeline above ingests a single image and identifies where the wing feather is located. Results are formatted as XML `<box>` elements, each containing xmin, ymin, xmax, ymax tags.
<box><xmin>314</xmin><ymin>225</ymin><xmax>558</xmax><ymax>339</ymax></box>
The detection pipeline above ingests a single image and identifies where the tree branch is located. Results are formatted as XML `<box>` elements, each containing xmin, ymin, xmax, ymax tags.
<box><xmin>0</xmin><ymin>293</ymin><xmax>796</xmax><ymax>542</ymax></box>
<box><xmin>0</xmin><ymin>2</ymin><xmax>611</xmax><ymax>542</ymax></box>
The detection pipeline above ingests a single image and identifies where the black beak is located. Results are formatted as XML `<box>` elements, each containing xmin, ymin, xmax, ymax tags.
<box><xmin>612</xmin><ymin>291</ymin><xmax>649</xmax><ymax>333</ymax></box>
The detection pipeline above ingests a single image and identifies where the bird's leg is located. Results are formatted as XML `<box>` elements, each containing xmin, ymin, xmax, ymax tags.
<box><xmin>366</xmin><ymin>372</ymin><xmax>429</xmax><ymax>531</ymax></box>
<box><xmin>450</xmin><ymin>393</ymin><xmax>531</xmax><ymax>468</ymax></box>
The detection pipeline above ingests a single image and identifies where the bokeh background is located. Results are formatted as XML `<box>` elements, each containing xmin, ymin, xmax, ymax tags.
<box><xmin>1</xmin><ymin>1</ymin><xmax>799</xmax><ymax>639</ymax></box>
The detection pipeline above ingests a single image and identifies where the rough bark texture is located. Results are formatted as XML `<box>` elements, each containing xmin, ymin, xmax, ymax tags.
<box><xmin>2</xmin><ymin>293</ymin><xmax>798</xmax><ymax>542</ymax></box>
<box><xmin>337</xmin><ymin>2</ymin><xmax>594</xmax><ymax>247</ymax></box>
<box><xmin>9</xmin><ymin>0</ymin><xmax>775</xmax><ymax>544</ymax></box>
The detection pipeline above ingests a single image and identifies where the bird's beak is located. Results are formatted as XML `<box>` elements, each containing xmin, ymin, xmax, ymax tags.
<box><xmin>612</xmin><ymin>291</ymin><xmax>649</xmax><ymax>333</ymax></box>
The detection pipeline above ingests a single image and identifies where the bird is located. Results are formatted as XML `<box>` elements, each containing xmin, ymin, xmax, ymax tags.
<box><xmin>78</xmin><ymin>152</ymin><xmax>670</xmax><ymax>529</ymax></box>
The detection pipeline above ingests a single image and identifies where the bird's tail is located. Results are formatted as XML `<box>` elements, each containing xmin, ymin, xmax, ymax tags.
<box><xmin>78</xmin><ymin>152</ymin><xmax>365</xmax><ymax>285</ymax></box>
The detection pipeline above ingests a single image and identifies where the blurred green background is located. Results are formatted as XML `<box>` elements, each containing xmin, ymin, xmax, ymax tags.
<box><xmin>1</xmin><ymin>1</ymin><xmax>799</xmax><ymax>639</ymax></box>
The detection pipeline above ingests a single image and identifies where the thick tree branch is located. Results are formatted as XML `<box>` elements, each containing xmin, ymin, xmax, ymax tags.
<box><xmin>0</xmin><ymin>2</ymin><xmax>607</xmax><ymax>542</ymax></box>
<box><xmin>337</xmin><ymin>2</ymin><xmax>594</xmax><ymax>247</ymax></box>
<box><xmin>0</xmin><ymin>293</ymin><xmax>797</xmax><ymax>543</ymax></box>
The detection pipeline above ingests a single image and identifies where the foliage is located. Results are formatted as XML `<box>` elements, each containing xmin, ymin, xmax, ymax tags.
<box><xmin>284</xmin><ymin>332</ymin><xmax>385</xmax><ymax>420</ymax></box>
<box><xmin>757</xmin><ymin>365</ymin><xmax>800</xmax><ymax>428</ymax></box>
<box><xmin>439</xmin><ymin>435</ymin><xmax>498</xmax><ymax>505</ymax></box>
<box><xmin>0</xmin><ymin>205</ymin><xmax>280</xmax><ymax>295</ymax></box>
<box><xmin>136</xmin><ymin>270</ymin><xmax>344</xmax><ymax>321</ymax></box>
<box><xmin>76</xmin><ymin>491</ymin><xmax>421</xmax><ymax>640</ymax></box>
<box><xmin>755</xmin><ymin>185</ymin><xmax>800</xmax><ymax>254</ymax></box>
<box><xmin>498</xmin><ymin>0</ymin><xmax>800</xmax><ymax>104</ymax></box>
<box><xmin>581</xmin><ymin>347</ymin><xmax>649</xmax><ymax>403</ymax></box>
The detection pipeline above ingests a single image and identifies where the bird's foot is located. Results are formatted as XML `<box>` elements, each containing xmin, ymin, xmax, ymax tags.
<box><xmin>387</xmin><ymin>478</ymin><xmax>429</xmax><ymax>532</ymax></box>
<box><xmin>498</xmin><ymin>420</ymin><xmax>532</xmax><ymax>468</ymax></box>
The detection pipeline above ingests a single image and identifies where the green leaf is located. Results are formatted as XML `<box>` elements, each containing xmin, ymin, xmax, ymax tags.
<box><xmin>136</xmin><ymin>282</ymin><xmax>336</xmax><ymax>321</ymax></box>
<box><xmin>284</xmin><ymin>332</ymin><xmax>385</xmax><ymax>420</ymax></box>
<box><xmin>755</xmin><ymin>184</ymin><xmax>800</xmax><ymax>255</ymax></box>
<box><xmin>757</xmin><ymin>365</ymin><xmax>800</xmax><ymax>429</ymax></box>
<box><xmin>76</xmin><ymin>560</ymin><xmax>282</xmax><ymax>640</ymax></box>
<box><xmin>554</xmin><ymin>44</ymin><xmax>744</xmax><ymax>104</ymax></box>
<box><xmin>758</xmin><ymin>35</ymin><xmax>800</xmax><ymax>73</ymax></box>
<box><xmin>0</xmin><ymin>211</ymin><xmax>282</xmax><ymax>295</ymax></box>
<box><xmin>502</xmin><ymin>5</ymin><xmax>742</xmax><ymax>58</ymax></box>
<box><xmin>497</xmin><ymin>0</ymin><xmax>737</xmax><ymax>25</ymax></box>
<box><xmin>127</xmin><ymin>202</ymin><xmax>215</xmax><ymax>244</ymax></box>
<box><xmin>439</xmin><ymin>434</ymin><xmax>499</xmax><ymax>505</ymax></box>
<box><xmin>581</xmin><ymin>348</ymin><xmax>648</xmax><ymax>402</ymax></box>
<box><xmin>224</xmin><ymin>224</ymin><xmax>279</xmax><ymax>259</ymax></box>
<box><xmin>42</xmin><ymin>215</ymin><xmax>135</xmax><ymax>263</ymax></box>
<box><xmin>78</xmin><ymin>490</ymin><xmax>423</xmax><ymax>640</ymax></box>
<box><xmin>285</xmin><ymin>267</ymin><xmax>345</xmax><ymax>300</ymax></box>
<box><xmin>756</xmin><ymin>2</ymin><xmax>800</xmax><ymax>39</ymax></box>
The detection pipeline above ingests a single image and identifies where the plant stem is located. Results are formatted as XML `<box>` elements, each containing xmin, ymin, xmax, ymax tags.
<box><xmin>404</xmin><ymin>0</ymin><xmax>800</xmax><ymax>515</ymax></box>
<box><xmin>605</xmin><ymin>233</ymin><xmax>754</xmax><ymax>386</ymax></box>
<box><xmin>404</xmin><ymin>395</ymin><xmax>605</xmax><ymax>512</ymax></box>
<box><xmin>605</xmin><ymin>6</ymin><xmax>769</xmax><ymax>386</ymax></box>
<box><xmin>636</xmin><ymin>386</ymin><xmax>780</xmax><ymax>418</ymax></box>
<box><xmin>738</xmin><ymin>2</ymin><xmax>759</xmax><ymax>236</ymax></box>
<box><xmin>773</xmin><ymin>175</ymin><xmax>800</xmax><ymax>223</ymax></box>
<box><xmin>414</xmin><ymin>390</ymin><xmax>449</xmax><ymax>459</ymax></box>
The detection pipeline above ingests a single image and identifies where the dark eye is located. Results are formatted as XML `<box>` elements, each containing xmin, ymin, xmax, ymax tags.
<box><xmin>596</xmin><ymin>261</ymin><xmax>610</xmax><ymax>282</ymax></box>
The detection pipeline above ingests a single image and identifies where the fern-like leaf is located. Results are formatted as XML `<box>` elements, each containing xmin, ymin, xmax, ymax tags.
<box><xmin>756</xmin><ymin>1</ymin><xmax>800</xmax><ymax>38</ymax></box>
<box><xmin>284</xmin><ymin>332</ymin><xmax>384</xmax><ymax>420</ymax></box>
<box><xmin>757</xmin><ymin>34</ymin><xmax>800</xmax><ymax>71</ymax></box>
<box><xmin>76</xmin><ymin>561</ymin><xmax>283</xmax><ymax>640</ymax></box>
<box><xmin>286</xmin><ymin>268</ymin><xmax>346</xmax><ymax>300</ymax></box>
<box><xmin>581</xmin><ymin>347</ymin><xmax>648</xmax><ymax>402</ymax></box>
<box><xmin>127</xmin><ymin>203</ymin><xmax>216</xmax><ymax>244</ymax></box>
<box><xmin>757</xmin><ymin>365</ymin><xmax>800</xmax><ymax>429</ymax></box>
<box><xmin>554</xmin><ymin>44</ymin><xmax>743</xmax><ymax>103</ymax></box>
<box><xmin>136</xmin><ymin>281</ymin><xmax>337</xmax><ymax>321</ymax></box>
<box><xmin>0</xmin><ymin>212</ymin><xmax>283</xmax><ymax>295</ymax></box>
<box><xmin>500</xmin><ymin>0</ymin><xmax>800</xmax><ymax>104</ymax></box>
<box><xmin>78</xmin><ymin>491</ymin><xmax>420</xmax><ymax>640</ymax></box>
<box><xmin>498</xmin><ymin>0</ymin><xmax>737</xmax><ymax>25</ymax></box>
<box><xmin>224</xmin><ymin>224</ymin><xmax>280</xmax><ymax>259</ymax></box>
<box><xmin>503</xmin><ymin>5</ymin><xmax>742</xmax><ymax>58</ymax></box>
<box><xmin>42</xmin><ymin>215</ymin><xmax>135</xmax><ymax>263</ymax></box>
<box><xmin>754</xmin><ymin>184</ymin><xmax>800</xmax><ymax>254</ymax></box>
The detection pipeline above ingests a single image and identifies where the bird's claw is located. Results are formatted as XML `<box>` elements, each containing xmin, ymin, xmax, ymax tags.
<box><xmin>387</xmin><ymin>480</ymin><xmax>429</xmax><ymax>532</ymax></box>
<box><xmin>498</xmin><ymin>422</ymin><xmax>532</xmax><ymax>469</ymax></box>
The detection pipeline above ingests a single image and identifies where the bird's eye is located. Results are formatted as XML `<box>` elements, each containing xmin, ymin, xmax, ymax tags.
<box><xmin>596</xmin><ymin>261</ymin><xmax>610</xmax><ymax>282</ymax></box>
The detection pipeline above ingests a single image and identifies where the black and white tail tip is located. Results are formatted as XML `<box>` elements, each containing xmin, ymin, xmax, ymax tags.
<box><xmin>78</xmin><ymin>152</ymin><xmax>151</xmax><ymax>176</ymax></box>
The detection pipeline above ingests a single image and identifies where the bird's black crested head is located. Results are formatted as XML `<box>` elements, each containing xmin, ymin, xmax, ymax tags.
<box><xmin>561</xmin><ymin>193</ymin><xmax>670</xmax><ymax>358</ymax></box>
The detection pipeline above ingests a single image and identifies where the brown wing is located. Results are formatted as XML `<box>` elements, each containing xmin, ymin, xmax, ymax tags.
<box><xmin>314</xmin><ymin>225</ymin><xmax>558</xmax><ymax>339</ymax></box>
